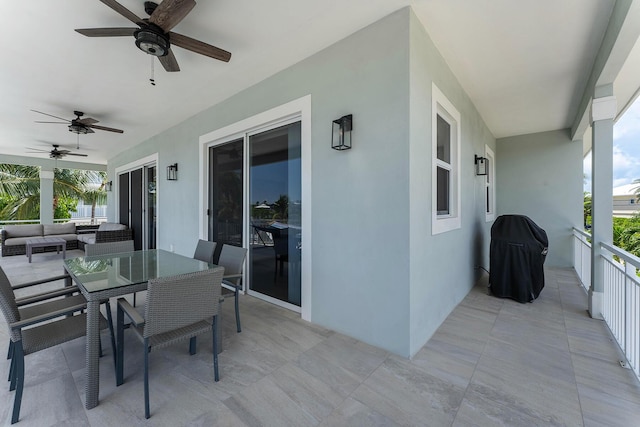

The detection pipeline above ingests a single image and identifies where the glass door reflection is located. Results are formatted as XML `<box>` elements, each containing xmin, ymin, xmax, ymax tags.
<box><xmin>249</xmin><ymin>122</ymin><xmax>301</xmax><ymax>306</ymax></box>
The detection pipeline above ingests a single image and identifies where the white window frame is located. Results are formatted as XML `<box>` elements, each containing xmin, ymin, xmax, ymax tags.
<box><xmin>432</xmin><ymin>84</ymin><xmax>461</xmax><ymax>235</ymax></box>
<box><xmin>485</xmin><ymin>145</ymin><xmax>496</xmax><ymax>222</ymax></box>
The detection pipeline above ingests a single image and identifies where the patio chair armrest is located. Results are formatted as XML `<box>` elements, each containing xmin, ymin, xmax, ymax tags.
<box><xmin>9</xmin><ymin>302</ymin><xmax>87</xmax><ymax>330</ymax></box>
<box><xmin>117</xmin><ymin>298</ymin><xmax>145</xmax><ymax>327</ymax></box>
<box><xmin>12</xmin><ymin>273</ymin><xmax>71</xmax><ymax>290</ymax></box>
<box><xmin>223</xmin><ymin>274</ymin><xmax>242</xmax><ymax>280</ymax></box>
<box><xmin>16</xmin><ymin>286</ymin><xmax>80</xmax><ymax>306</ymax></box>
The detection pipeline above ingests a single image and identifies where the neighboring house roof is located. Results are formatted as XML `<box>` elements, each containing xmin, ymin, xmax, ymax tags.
<box><xmin>613</xmin><ymin>183</ymin><xmax>640</xmax><ymax>197</ymax></box>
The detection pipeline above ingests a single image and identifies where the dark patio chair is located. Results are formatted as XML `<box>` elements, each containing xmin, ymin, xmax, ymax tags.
<box><xmin>0</xmin><ymin>266</ymin><xmax>111</xmax><ymax>424</ymax></box>
<box><xmin>217</xmin><ymin>244</ymin><xmax>247</xmax><ymax>333</ymax></box>
<box><xmin>115</xmin><ymin>267</ymin><xmax>225</xmax><ymax>419</ymax></box>
<box><xmin>193</xmin><ymin>239</ymin><xmax>217</xmax><ymax>263</ymax></box>
<box><xmin>84</xmin><ymin>240</ymin><xmax>135</xmax><ymax>257</ymax></box>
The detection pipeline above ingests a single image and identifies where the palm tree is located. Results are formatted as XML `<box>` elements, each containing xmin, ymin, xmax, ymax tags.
<box><xmin>0</xmin><ymin>164</ymin><xmax>40</xmax><ymax>219</ymax></box>
<box><xmin>0</xmin><ymin>164</ymin><xmax>106</xmax><ymax>221</ymax></box>
<box><xmin>81</xmin><ymin>173</ymin><xmax>108</xmax><ymax>224</ymax></box>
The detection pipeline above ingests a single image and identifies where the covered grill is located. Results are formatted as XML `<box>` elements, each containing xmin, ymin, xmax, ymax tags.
<box><xmin>489</xmin><ymin>215</ymin><xmax>548</xmax><ymax>303</ymax></box>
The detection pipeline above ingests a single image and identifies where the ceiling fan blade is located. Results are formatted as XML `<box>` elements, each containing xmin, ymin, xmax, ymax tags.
<box><xmin>75</xmin><ymin>27</ymin><xmax>137</xmax><ymax>37</ymax></box>
<box><xmin>149</xmin><ymin>0</ymin><xmax>196</xmax><ymax>32</ymax></box>
<box><xmin>66</xmin><ymin>153</ymin><xmax>89</xmax><ymax>157</ymax></box>
<box><xmin>100</xmin><ymin>0</ymin><xmax>144</xmax><ymax>25</ymax></box>
<box><xmin>87</xmin><ymin>124</ymin><xmax>124</xmax><ymax>133</ymax></box>
<box><xmin>57</xmin><ymin>150</ymin><xmax>72</xmax><ymax>154</ymax></box>
<box><xmin>169</xmin><ymin>32</ymin><xmax>231</xmax><ymax>62</ymax></box>
<box><xmin>78</xmin><ymin>118</ymin><xmax>99</xmax><ymax>125</ymax></box>
<box><xmin>31</xmin><ymin>110</ymin><xmax>70</xmax><ymax>122</ymax></box>
<box><xmin>158</xmin><ymin>49</ymin><xmax>180</xmax><ymax>72</ymax></box>
<box><xmin>35</xmin><ymin>121</ymin><xmax>68</xmax><ymax>124</ymax></box>
<box><xmin>26</xmin><ymin>148</ymin><xmax>50</xmax><ymax>153</ymax></box>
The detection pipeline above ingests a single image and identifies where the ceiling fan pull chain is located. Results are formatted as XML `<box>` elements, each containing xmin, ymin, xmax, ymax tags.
<box><xmin>150</xmin><ymin>56</ymin><xmax>156</xmax><ymax>86</ymax></box>
<box><xmin>76</xmin><ymin>133</ymin><xmax>80</xmax><ymax>150</ymax></box>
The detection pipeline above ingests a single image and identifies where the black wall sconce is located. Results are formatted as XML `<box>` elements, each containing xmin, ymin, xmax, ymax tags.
<box><xmin>332</xmin><ymin>114</ymin><xmax>353</xmax><ymax>150</ymax></box>
<box><xmin>104</xmin><ymin>181</ymin><xmax>113</xmax><ymax>192</ymax></box>
<box><xmin>475</xmin><ymin>155</ymin><xmax>488</xmax><ymax>176</ymax></box>
<box><xmin>167</xmin><ymin>163</ymin><xmax>178</xmax><ymax>181</ymax></box>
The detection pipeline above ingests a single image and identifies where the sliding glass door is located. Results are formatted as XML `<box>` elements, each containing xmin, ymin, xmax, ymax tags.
<box><xmin>118</xmin><ymin>164</ymin><xmax>156</xmax><ymax>250</ymax></box>
<box><xmin>208</xmin><ymin>120</ymin><xmax>301</xmax><ymax>309</ymax></box>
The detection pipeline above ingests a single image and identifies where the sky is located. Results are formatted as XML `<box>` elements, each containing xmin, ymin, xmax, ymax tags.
<box><xmin>584</xmin><ymin>96</ymin><xmax>640</xmax><ymax>192</ymax></box>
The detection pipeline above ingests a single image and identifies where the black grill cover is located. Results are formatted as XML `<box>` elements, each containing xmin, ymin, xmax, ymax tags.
<box><xmin>489</xmin><ymin>215</ymin><xmax>548</xmax><ymax>303</ymax></box>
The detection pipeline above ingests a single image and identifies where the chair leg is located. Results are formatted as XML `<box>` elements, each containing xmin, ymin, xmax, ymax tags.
<box><xmin>8</xmin><ymin>347</ymin><xmax>16</xmax><ymax>387</ymax></box>
<box><xmin>189</xmin><ymin>337</ymin><xmax>197</xmax><ymax>355</ymax></box>
<box><xmin>116</xmin><ymin>303</ymin><xmax>125</xmax><ymax>386</ymax></box>
<box><xmin>7</xmin><ymin>340</ymin><xmax>13</xmax><ymax>359</ymax></box>
<box><xmin>104</xmin><ymin>301</ymin><xmax>117</xmax><ymax>369</ymax></box>
<box><xmin>235</xmin><ymin>288</ymin><xmax>241</xmax><ymax>333</ymax></box>
<box><xmin>144</xmin><ymin>339</ymin><xmax>151</xmax><ymax>419</ymax></box>
<box><xmin>212</xmin><ymin>316</ymin><xmax>219</xmax><ymax>382</ymax></box>
<box><xmin>11</xmin><ymin>341</ymin><xmax>25</xmax><ymax>424</ymax></box>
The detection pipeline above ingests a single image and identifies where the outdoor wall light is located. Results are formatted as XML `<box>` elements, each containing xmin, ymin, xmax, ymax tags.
<box><xmin>167</xmin><ymin>163</ymin><xmax>178</xmax><ymax>181</ymax></box>
<box><xmin>332</xmin><ymin>114</ymin><xmax>353</xmax><ymax>150</ymax></box>
<box><xmin>475</xmin><ymin>155</ymin><xmax>488</xmax><ymax>176</ymax></box>
<box><xmin>104</xmin><ymin>181</ymin><xmax>113</xmax><ymax>192</ymax></box>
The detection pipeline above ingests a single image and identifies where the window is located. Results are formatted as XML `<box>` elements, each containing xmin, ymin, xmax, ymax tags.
<box><xmin>432</xmin><ymin>84</ymin><xmax>461</xmax><ymax>234</ymax></box>
<box><xmin>485</xmin><ymin>146</ymin><xmax>496</xmax><ymax>221</ymax></box>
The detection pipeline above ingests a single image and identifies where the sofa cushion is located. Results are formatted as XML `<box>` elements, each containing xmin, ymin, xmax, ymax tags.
<box><xmin>3</xmin><ymin>224</ymin><xmax>43</xmax><ymax>238</ymax></box>
<box><xmin>43</xmin><ymin>223</ymin><xmax>76</xmax><ymax>236</ymax></box>
<box><xmin>54</xmin><ymin>233</ymin><xmax>79</xmax><ymax>242</ymax></box>
<box><xmin>77</xmin><ymin>234</ymin><xmax>96</xmax><ymax>245</ymax></box>
<box><xmin>3</xmin><ymin>237</ymin><xmax>34</xmax><ymax>246</ymax></box>
<box><xmin>98</xmin><ymin>223</ymin><xmax>127</xmax><ymax>232</ymax></box>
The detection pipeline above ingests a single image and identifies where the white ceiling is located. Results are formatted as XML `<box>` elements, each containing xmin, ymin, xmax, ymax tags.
<box><xmin>0</xmin><ymin>0</ymin><xmax>631</xmax><ymax>165</ymax></box>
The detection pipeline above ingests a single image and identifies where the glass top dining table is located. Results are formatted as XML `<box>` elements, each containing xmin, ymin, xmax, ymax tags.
<box><xmin>63</xmin><ymin>249</ymin><xmax>218</xmax><ymax>409</ymax></box>
<box><xmin>64</xmin><ymin>249</ymin><xmax>214</xmax><ymax>294</ymax></box>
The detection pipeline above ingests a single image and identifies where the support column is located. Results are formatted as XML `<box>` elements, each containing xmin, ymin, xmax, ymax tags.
<box><xmin>40</xmin><ymin>167</ymin><xmax>54</xmax><ymax>224</ymax></box>
<box><xmin>589</xmin><ymin>86</ymin><xmax>616</xmax><ymax>319</ymax></box>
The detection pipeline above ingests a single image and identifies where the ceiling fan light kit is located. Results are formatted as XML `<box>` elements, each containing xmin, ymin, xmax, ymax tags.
<box><xmin>75</xmin><ymin>0</ymin><xmax>232</xmax><ymax>74</ymax></box>
<box><xmin>135</xmin><ymin>26</ymin><xmax>170</xmax><ymax>56</ymax></box>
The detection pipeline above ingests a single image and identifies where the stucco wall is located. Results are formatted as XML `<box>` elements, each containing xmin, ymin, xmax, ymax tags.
<box><xmin>109</xmin><ymin>9</ymin><xmax>413</xmax><ymax>355</ymax></box>
<box><xmin>496</xmin><ymin>129</ymin><xmax>582</xmax><ymax>267</ymax></box>
<box><xmin>408</xmin><ymin>12</ymin><xmax>496</xmax><ymax>356</ymax></box>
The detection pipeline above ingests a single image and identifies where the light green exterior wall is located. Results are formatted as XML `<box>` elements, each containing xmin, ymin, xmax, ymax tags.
<box><xmin>408</xmin><ymin>11</ymin><xmax>496</xmax><ymax>355</ymax></box>
<box><xmin>109</xmin><ymin>8</ymin><xmax>412</xmax><ymax>355</ymax></box>
<box><xmin>496</xmin><ymin>130</ymin><xmax>582</xmax><ymax>267</ymax></box>
<box><xmin>108</xmin><ymin>8</ymin><xmax>579</xmax><ymax>357</ymax></box>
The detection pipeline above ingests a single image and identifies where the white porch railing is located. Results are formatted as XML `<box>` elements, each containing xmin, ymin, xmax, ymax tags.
<box><xmin>600</xmin><ymin>242</ymin><xmax>640</xmax><ymax>380</ymax></box>
<box><xmin>572</xmin><ymin>228</ymin><xmax>591</xmax><ymax>292</ymax></box>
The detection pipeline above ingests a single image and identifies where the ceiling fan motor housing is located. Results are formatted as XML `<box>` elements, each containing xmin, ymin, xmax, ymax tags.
<box><xmin>69</xmin><ymin>122</ymin><xmax>89</xmax><ymax>134</ymax></box>
<box><xmin>134</xmin><ymin>26</ymin><xmax>170</xmax><ymax>57</ymax></box>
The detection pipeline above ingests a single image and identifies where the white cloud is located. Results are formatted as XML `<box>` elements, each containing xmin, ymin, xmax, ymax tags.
<box><xmin>614</xmin><ymin>97</ymin><xmax>640</xmax><ymax>140</ymax></box>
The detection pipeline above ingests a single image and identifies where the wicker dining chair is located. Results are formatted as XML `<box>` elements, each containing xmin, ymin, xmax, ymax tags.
<box><xmin>5</xmin><ymin>271</ymin><xmax>82</xmax><ymax>361</ymax></box>
<box><xmin>0</xmin><ymin>267</ymin><xmax>111</xmax><ymax>424</ymax></box>
<box><xmin>84</xmin><ymin>240</ymin><xmax>135</xmax><ymax>256</ymax></box>
<box><xmin>193</xmin><ymin>239</ymin><xmax>216</xmax><ymax>263</ymax></box>
<box><xmin>115</xmin><ymin>267</ymin><xmax>225</xmax><ymax>419</ymax></box>
<box><xmin>84</xmin><ymin>239</ymin><xmax>135</xmax><ymax>359</ymax></box>
<box><xmin>217</xmin><ymin>244</ymin><xmax>247</xmax><ymax>333</ymax></box>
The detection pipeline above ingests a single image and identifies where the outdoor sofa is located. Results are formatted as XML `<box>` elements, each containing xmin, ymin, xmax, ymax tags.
<box><xmin>1</xmin><ymin>222</ymin><xmax>131</xmax><ymax>256</ymax></box>
<box><xmin>76</xmin><ymin>222</ymin><xmax>132</xmax><ymax>250</ymax></box>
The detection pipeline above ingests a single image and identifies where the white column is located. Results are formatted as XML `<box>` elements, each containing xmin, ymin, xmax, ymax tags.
<box><xmin>40</xmin><ymin>168</ymin><xmax>54</xmax><ymax>224</ymax></box>
<box><xmin>589</xmin><ymin>87</ymin><xmax>616</xmax><ymax>319</ymax></box>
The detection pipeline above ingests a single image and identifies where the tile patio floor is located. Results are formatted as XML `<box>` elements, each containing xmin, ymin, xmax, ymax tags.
<box><xmin>0</xmin><ymin>249</ymin><xmax>639</xmax><ymax>426</ymax></box>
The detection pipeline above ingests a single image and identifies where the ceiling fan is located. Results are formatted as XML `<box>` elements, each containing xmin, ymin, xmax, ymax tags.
<box><xmin>31</xmin><ymin>110</ymin><xmax>124</xmax><ymax>134</ymax></box>
<box><xmin>75</xmin><ymin>0</ymin><xmax>232</xmax><ymax>72</ymax></box>
<box><xmin>27</xmin><ymin>145</ymin><xmax>89</xmax><ymax>159</ymax></box>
